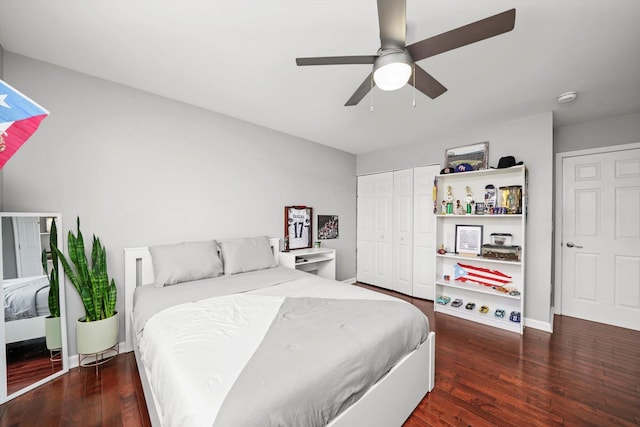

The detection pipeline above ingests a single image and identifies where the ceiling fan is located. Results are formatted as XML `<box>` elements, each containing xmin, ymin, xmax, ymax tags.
<box><xmin>296</xmin><ymin>1</ymin><xmax>516</xmax><ymax>106</ymax></box>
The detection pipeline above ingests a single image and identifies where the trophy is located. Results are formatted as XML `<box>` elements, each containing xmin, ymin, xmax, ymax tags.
<box><xmin>465</xmin><ymin>186</ymin><xmax>474</xmax><ymax>214</ymax></box>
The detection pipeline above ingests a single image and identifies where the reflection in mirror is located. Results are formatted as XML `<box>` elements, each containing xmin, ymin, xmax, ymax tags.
<box><xmin>2</xmin><ymin>214</ymin><xmax>66</xmax><ymax>398</ymax></box>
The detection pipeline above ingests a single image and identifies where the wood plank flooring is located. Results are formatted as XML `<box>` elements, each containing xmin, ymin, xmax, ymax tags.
<box><xmin>0</xmin><ymin>351</ymin><xmax>150</xmax><ymax>427</ymax></box>
<box><xmin>6</xmin><ymin>352</ymin><xmax>62</xmax><ymax>395</ymax></box>
<box><xmin>5</xmin><ymin>338</ymin><xmax>63</xmax><ymax>395</ymax></box>
<box><xmin>1</xmin><ymin>283</ymin><xmax>638</xmax><ymax>426</ymax></box>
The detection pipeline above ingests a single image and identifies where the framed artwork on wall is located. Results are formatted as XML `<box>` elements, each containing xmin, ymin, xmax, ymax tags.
<box><xmin>284</xmin><ymin>206</ymin><xmax>312</xmax><ymax>250</ymax></box>
<box><xmin>317</xmin><ymin>215</ymin><xmax>339</xmax><ymax>240</ymax></box>
<box><xmin>445</xmin><ymin>142</ymin><xmax>489</xmax><ymax>171</ymax></box>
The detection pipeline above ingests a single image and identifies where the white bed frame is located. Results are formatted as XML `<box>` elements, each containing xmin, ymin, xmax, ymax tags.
<box><xmin>4</xmin><ymin>277</ymin><xmax>49</xmax><ymax>344</ymax></box>
<box><xmin>5</xmin><ymin>316</ymin><xmax>46</xmax><ymax>344</ymax></box>
<box><xmin>124</xmin><ymin>238</ymin><xmax>435</xmax><ymax>427</ymax></box>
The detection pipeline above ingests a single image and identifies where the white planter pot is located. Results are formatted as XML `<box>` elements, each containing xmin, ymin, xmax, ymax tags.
<box><xmin>76</xmin><ymin>312</ymin><xmax>119</xmax><ymax>355</ymax></box>
<box><xmin>45</xmin><ymin>316</ymin><xmax>62</xmax><ymax>350</ymax></box>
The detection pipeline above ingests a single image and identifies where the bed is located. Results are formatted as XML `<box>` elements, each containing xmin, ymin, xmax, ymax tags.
<box><xmin>3</xmin><ymin>274</ymin><xmax>50</xmax><ymax>344</ymax></box>
<box><xmin>124</xmin><ymin>237</ymin><xmax>435</xmax><ymax>427</ymax></box>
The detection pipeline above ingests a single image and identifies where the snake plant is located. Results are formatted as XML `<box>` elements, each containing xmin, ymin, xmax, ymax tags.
<box><xmin>54</xmin><ymin>217</ymin><xmax>117</xmax><ymax>321</ymax></box>
<box><xmin>42</xmin><ymin>217</ymin><xmax>60</xmax><ymax>318</ymax></box>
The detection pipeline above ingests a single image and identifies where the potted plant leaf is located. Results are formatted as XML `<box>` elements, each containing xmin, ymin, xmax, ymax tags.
<box><xmin>43</xmin><ymin>217</ymin><xmax>62</xmax><ymax>353</ymax></box>
<box><xmin>54</xmin><ymin>217</ymin><xmax>118</xmax><ymax>356</ymax></box>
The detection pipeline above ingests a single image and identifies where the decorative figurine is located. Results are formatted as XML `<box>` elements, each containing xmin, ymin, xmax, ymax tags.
<box><xmin>485</xmin><ymin>184</ymin><xmax>496</xmax><ymax>212</ymax></box>
<box><xmin>437</xmin><ymin>244</ymin><xmax>447</xmax><ymax>254</ymax></box>
<box><xmin>455</xmin><ymin>200</ymin><xmax>465</xmax><ymax>215</ymax></box>
<box><xmin>441</xmin><ymin>200</ymin><xmax>447</xmax><ymax>215</ymax></box>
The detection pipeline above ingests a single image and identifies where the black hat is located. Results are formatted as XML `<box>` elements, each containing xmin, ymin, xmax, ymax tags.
<box><xmin>440</xmin><ymin>167</ymin><xmax>455</xmax><ymax>174</ymax></box>
<box><xmin>495</xmin><ymin>156</ymin><xmax>523</xmax><ymax>169</ymax></box>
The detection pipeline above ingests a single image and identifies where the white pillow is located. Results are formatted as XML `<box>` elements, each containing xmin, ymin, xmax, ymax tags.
<box><xmin>149</xmin><ymin>240</ymin><xmax>223</xmax><ymax>287</ymax></box>
<box><xmin>219</xmin><ymin>236</ymin><xmax>277</xmax><ymax>275</ymax></box>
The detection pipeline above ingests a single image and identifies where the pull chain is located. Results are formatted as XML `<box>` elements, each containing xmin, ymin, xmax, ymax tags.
<box><xmin>412</xmin><ymin>64</ymin><xmax>416</xmax><ymax>107</ymax></box>
<box><xmin>370</xmin><ymin>74</ymin><xmax>374</xmax><ymax>113</ymax></box>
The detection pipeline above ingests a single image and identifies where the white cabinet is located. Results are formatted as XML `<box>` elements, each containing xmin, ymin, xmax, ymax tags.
<box><xmin>279</xmin><ymin>247</ymin><xmax>336</xmax><ymax>280</ymax></box>
<box><xmin>357</xmin><ymin>165</ymin><xmax>439</xmax><ymax>298</ymax></box>
<box><xmin>434</xmin><ymin>166</ymin><xmax>526</xmax><ymax>334</ymax></box>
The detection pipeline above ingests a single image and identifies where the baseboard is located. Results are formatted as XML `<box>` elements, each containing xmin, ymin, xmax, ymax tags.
<box><xmin>525</xmin><ymin>316</ymin><xmax>553</xmax><ymax>333</ymax></box>
<box><xmin>67</xmin><ymin>340</ymin><xmax>126</xmax><ymax>368</ymax></box>
<box><xmin>342</xmin><ymin>277</ymin><xmax>356</xmax><ymax>285</ymax></box>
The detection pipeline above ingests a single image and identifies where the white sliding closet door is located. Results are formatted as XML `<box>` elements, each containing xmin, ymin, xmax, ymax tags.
<box><xmin>412</xmin><ymin>165</ymin><xmax>439</xmax><ymax>300</ymax></box>
<box><xmin>357</xmin><ymin>172</ymin><xmax>393</xmax><ymax>288</ymax></box>
<box><xmin>392</xmin><ymin>169</ymin><xmax>413</xmax><ymax>295</ymax></box>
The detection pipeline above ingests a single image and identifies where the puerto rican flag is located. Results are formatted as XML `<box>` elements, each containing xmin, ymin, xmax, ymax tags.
<box><xmin>0</xmin><ymin>79</ymin><xmax>49</xmax><ymax>169</ymax></box>
<box><xmin>454</xmin><ymin>262</ymin><xmax>512</xmax><ymax>288</ymax></box>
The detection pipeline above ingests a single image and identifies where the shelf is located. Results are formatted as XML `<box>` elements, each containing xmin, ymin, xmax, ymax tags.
<box><xmin>436</xmin><ymin>280</ymin><xmax>521</xmax><ymax>300</ymax></box>
<box><xmin>436</xmin><ymin>253</ymin><xmax>521</xmax><ymax>266</ymax></box>
<box><xmin>435</xmin><ymin>304</ymin><xmax>522</xmax><ymax>333</ymax></box>
<box><xmin>279</xmin><ymin>247</ymin><xmax>336</xmax><ymax>280</ymax></box>
<box><xmin>436</xmin><ymin>214</ymin><xmax>522</xmax><ymax>219</ymax></box>
<box><xmin>435</xmin><ymin>165</ymin><xmax>526</xmax><ymax>334</ymax></box>
<box><xmin>295</xmin><ymin>255</ymin><xmax>334</xmax><ymax>265</ymax></box>
<box><xmin>437</xmin><ymin>165</ymin><xmax>525</xmax><ymax>179</ymax></box>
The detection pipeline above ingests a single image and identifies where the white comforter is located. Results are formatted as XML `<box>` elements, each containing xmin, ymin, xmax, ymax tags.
<box><xmin>137</xmin><ymin>268</ymin><xmax>422</xmax><ymax>427</ymax></box>
<box><xmin>4</xmin><ymin>275</ymin><xmax>50</xmax><ymax>321</ymax></box>
<box><xmin>141</xmin><ymin>293</ymin><xmax>286</xmax><ymax>426</ymax></box>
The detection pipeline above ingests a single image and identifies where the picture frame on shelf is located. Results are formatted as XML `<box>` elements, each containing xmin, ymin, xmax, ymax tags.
<box><xmin>455</xmin><ymin>224</ymin><xmax>483</xmax><ymax>256</ymax></box>
<box><xmin>445</xmin><ymin>142</ymin><xmax>489</xmax><ymax>171</ymax></box>
<box><xmin>284</xmin><ymin>206</ymin><xmax>312</xmax><ymax>250</ymax></box>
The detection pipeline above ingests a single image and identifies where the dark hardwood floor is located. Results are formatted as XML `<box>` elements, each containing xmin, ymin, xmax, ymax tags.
<box><xmin>6</xmin><ymin>338</ymin><xmax>63</xmax><ymax>396</ymax></box>
<box><xmin>1</xmin><ymin>283</ymin><xmax>638</xmax><ymax>426</ymax></box>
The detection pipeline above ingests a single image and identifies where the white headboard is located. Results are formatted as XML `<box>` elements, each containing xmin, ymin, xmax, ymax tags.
<box><xmin>123</xmin><ymin>237</ymin><xmax>281</xmax><ymax>352</ymax></box>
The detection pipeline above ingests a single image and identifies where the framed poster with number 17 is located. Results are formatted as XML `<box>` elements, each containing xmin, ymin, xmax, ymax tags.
<box><xmin>284</xmin><ymin>206</ymin><xmax>312</xmax><ymax>250</ymax></box>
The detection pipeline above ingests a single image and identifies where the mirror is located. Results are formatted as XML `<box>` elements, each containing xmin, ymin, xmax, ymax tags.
<box><xmin>0</xmin><ymin>213</ymin><xmax>68</xmax><ymax>402</ymax></box>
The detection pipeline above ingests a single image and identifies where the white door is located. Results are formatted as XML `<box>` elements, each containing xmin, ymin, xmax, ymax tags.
<box><xmin>392</xmin><ymin>169</ymin><xmax>413</xmax><ymax>295</ymax></box>
<box><xmin>357</xmin><ymin>172</ymin><xmax>393</xmax><ymax>289</ymax></box>
<box><xmin>561</xmin><ymin>148</ymin><xmax>640</xmax><ymax>330</ymax></box>
<box><xmin>13</xmin><ymin>217</ymin><xmax>43</xmax><ymax>277</ymax></box>
<box><xmin>413</xmin><ymin>165</ymin><xmax>439</xmax><ymax>300</ymax></box>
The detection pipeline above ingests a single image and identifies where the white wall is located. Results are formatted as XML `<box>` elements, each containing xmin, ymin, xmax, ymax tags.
<box><xmin>2</xmin><ymin>53</ymin><xmax>356</xmax><ymax>355</ymax></box>
<box><xmin>357</xmin><ymin>112</ymin><xmax>555</xmax><ymax>330</ymax></box>
<box><xmin>554</xmin><ymin>112</ymin><xmax>640</xmax><ymax>153</ymax></box>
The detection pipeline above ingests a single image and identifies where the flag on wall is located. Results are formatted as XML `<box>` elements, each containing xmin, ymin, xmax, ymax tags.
<box><xmin>0</xmin><ymin>79</ymin><xmax>49</xmax><ymax>169</ymax></box>
<box><xmin>454</xmin><ymin>262</ymin><xmax>512</xmax><ymax>288</ymax></box>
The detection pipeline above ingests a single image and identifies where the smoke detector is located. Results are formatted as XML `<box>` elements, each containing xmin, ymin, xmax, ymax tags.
<box><xmin>557</xmin><ymin>91</ymin><xmax>578</xmax><ymax>104</ymax></box>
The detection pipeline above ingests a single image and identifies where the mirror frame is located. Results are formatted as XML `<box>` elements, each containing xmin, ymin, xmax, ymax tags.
<box><xmin>0</xmin><ymin>212</ymin><xmax>69</xmax><ymax>403</ymax></box>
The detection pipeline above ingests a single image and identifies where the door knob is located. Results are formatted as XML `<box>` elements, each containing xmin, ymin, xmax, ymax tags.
<box><xmin>566</xmin><ymin>242</ymin><xmax>583</xmax><ymax>248</ymax></box>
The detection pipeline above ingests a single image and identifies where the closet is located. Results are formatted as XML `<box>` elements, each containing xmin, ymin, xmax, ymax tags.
<box><xmin>356</xmin><ymin>165</ymin><xmax>439</xmax><ymax>299</ymax></box>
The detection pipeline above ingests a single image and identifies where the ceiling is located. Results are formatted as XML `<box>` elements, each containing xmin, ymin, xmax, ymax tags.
<box><xmin>1</xmin><ymin>1</ymin><xmax>639</xmax><ymax>155</ymax></box>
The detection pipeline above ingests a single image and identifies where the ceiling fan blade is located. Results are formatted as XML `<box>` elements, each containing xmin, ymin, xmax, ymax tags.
<box><xmin>345</xmin><ymin>73</ymin><xmax>375</xmax><ymax>106</ymax></box>
<box><xmin>377</xmin><ymin>0</ymin><xmax>406</xmax><ymax>49</ymax></box>
<box><xmin>407</xmin><ymin>8</ymin><xmax>516</xmax><ymax>62</ymax></box>
<box><xmin>296</xmin><ymin>56</ymin><xmax>377</xmax><ymax>66</ymax></box>
<box><xmin>409</xmin><ymin>65</ymin><xmax>447</xmax><ymax>99</ymax></box>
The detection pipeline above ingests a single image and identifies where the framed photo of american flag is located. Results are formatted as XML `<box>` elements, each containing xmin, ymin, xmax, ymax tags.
<box><xmin>455</xmin><ymin>224</ymin><xmax>483</xmax><ymax>256</ymax></box>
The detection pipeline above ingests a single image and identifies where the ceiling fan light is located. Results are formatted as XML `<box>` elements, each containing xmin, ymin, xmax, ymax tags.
<box><xmin>374</xmin><ymin>62</ymin><xmax>412</xmax><ymax>91</ymax></box>
<box><xmin>373</xmin><ymin>50</ymin><xmax>413</xmax><ymax>91</ymax></box>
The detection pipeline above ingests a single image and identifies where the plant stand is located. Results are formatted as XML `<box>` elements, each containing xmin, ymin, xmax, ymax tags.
<box><xmin>48</xmin><ymin>348</ymin><xmax>62</xmax><ymax>363</ymax></box>
<box><xmin>79</xmin><ymin>343</ymin><xmax>119</xmax><ymax>376</ymax></box>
